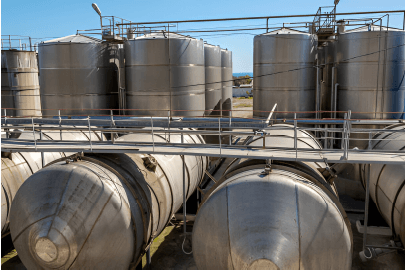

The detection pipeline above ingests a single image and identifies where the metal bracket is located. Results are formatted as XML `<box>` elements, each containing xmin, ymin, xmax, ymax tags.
<box><xmin>261</xmin><ymin>159</ymin><xmax>272</xmax><ymax>175</ymax></box>
<box><xmin>205</xmin><ymin>170</ymin><xmax>217</xmax><ymax>183</ymax></box>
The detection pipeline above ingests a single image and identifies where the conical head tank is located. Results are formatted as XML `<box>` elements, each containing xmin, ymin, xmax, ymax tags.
<box><xmin>192</xmin><ymin>168</ymin><xmax>352</xmax><ymax>269</ymax></box>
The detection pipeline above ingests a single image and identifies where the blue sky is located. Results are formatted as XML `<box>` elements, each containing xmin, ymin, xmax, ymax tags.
<box><xmin>1</xmin><ymin>0</ymin><xmax>404</xmax><ymax>72</ymax></box>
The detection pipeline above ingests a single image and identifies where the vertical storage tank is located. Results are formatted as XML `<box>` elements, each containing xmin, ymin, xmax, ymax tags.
<box><xmin>335</xmin><ymin>25</ymin><xmax>405</xmax><ymax>120</ymax></box>
<box><xmin>253</xmin><ymin>28</ymin><xmax>317</xmax><ymax>118</ymax></box>
<box><xmin>38</xmin><ymin>35</ymin><xmax>119</xmax><ymax>116</ymax></box>
<box><xmin>221</xmin><ymin>49</ymin><xmax>232</xmax><ymax>117</ymax></box>
<box><xmin>204</xmin><ymin>44</ymin><xmax>222</xmax><ymax>117</ymax></box>
<box><xmin>125</xmin><ymin>32</ymin><xmax>205</xmax><ymax>117</ymax></box>
<box><xmin>1</xmin><ymin>50</ymin><xmax>41</xmax><ymax>117</ymax></box>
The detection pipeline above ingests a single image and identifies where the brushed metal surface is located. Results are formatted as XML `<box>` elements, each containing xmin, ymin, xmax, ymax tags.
<box><xmin>221</xmin><ymin>49</ymin><xmax>232</xmax><ymax>117</ymax></box>
<box><xmin>204</xmin><ymin>44</ymin><xmax>222</xmax><ymax>117</ymax></box>
<box><xmin>1</xmin><ymin>129</ymin><xmax>102</xmax><ymax>238</ymax></box>
<box><xmin>253</xmin><ymin>28</ymin><xmax>317</xmax><ymax>118</ymax></box>
<box><xmin>1</xmin><ymin>50</ymin><xmax>41</xmax><ymax>117</ymax></box>
<box><xmin>335</xmin><ymin>26</ymin><xmax>405</xmax><ymax>120</ymax></box>
<box><xmin>125</xmin><ymin>33</ymin><xmax>205</xmax><ymax>117</ymax></box>
<box><xmin>193</xmin><ymin>124</ymin><xmax>352</xmax><ymax>270</ymax></box>
<box><xmin>38</xmin><ymin>35</ymin><xmax>119</xmax><ymax>116</ymax></box>
<box><xmin>361</xmin><ymin>124</ymin><xmax>405</xmax><ymax>245</ymax></box>
<box><xmin>9</xmin><ymin>130</ymin><xmax>207</xmax><ymax>269</ymax></box>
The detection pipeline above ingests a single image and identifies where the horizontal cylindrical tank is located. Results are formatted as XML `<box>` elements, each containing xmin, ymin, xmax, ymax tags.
<box><xmin>361</xmin><ymin>124</ymin><xmax>405</xmax><ymax>245</ymax></box>
<box><xmin>125</xmin><ymin>32</ymin><xmax>205</xmax><ymax>117</ymax></box>
<box><xmin>204</xmin><ymin>44</ymin><xmax>222</xmax><ymax>117</ymax></box>
<box><xmin>335</xmin><ymin>25</ymin><xmax>405</xmax><ymax>120</ymax></box>
<box><xmin>1</xmin><ymin>129</ymin><xmax>103</xmax><ymax>254</ymax></box>
<box><xmin>1</xmin><ymin>50</ymin><xmax>41</xmax><ymax>117</ymax></box>
<box><xmin>38</xmin><ymin>34</ymin><xmax>119</xmax><ymax>116</ymax></box>
<box><xmin>221</xmin><ymin>49</ymin><xmax>232</xmax><ymax>117</ymax></box>
<box><xmin>10</xmin><ymin>131</ymin><xmax>207</xmax><ymax>269</ymax></box>
<box><xmin>253</xmin><ymin>28</ymin><xmax>317</xmax><ymax>118</ymax></box>
<box><xmin>193</xmin><ymin>124</ymin><xmax>353</xmax><ymax>269</ymax></box>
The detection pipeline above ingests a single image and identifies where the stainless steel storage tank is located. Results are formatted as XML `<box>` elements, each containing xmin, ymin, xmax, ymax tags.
<box><xmin>204</xmin><ymin>44</ymin><xmax>222</xmax><ymax>117</ymax></box>
<box><xmin>221</xmin><ymin>49</ymin><xmax>232</xmax><ymax>117</ymax></box>
<box><xmin>361</xmin><ymin>124</ymin><xmax>405</xmax><ymax>246</ymax></box>
<box><xmin>9</xmin><ymin>131</ymin><xmax>207</xmax><ymax>269</ymax></box>
<box><xmin>1</xmin><ymin>50</ymin><xmax>41</xmax><ymax>117</ymax></box>
<box><xmin>1</xmin><ymin>129</ymin><xmax>103</xmax><ymax>254</ymax></box>
<box><xmin>193</xmin><ymin>124</ymin><xmax>353</xmax><ymax>269</ymax></box>
<box><xmin>253</xmin><ymin>28</ymin><xmax>317</xmax><ymax>118</ymax></box>
<box><xmin>335</xmin><ymin>25</ymin><xmax>405</xmax><ymax>120</ymax></box>
<box><xmin>38</xmin><ymin>35</ymin><xmax>119</xmax><ymax>116</ymax></box>
<box><xmin>125</xmin><ymin>32</ymin><xmax>205</xmax><ymax>117</ymax></box>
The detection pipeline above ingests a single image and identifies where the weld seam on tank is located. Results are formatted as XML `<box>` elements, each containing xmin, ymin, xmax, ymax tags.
<box><xmin>9</xmin><ymin>131</ymin><xmax>207</xmax><ymax>269</ymax></box>
<box><xmin>89</xmin><ymin>156</ymin><xmax>152</xmax><ymax>235</ymax></box>
<box><xmin>361</xmin><ymin>124</ymin><xmax>405</xmax><ymax>245</ymax></box>
<box><xmin>193</xmin><ymin>125</ymin><xmax>352</xmax><ymax>269</ymax></box>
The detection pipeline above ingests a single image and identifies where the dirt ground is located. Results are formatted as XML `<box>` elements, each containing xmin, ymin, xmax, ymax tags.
<box><xmin>232</xmin><ymin>97</ymin><xmax>253</xmax><ymax>118</ymax></box>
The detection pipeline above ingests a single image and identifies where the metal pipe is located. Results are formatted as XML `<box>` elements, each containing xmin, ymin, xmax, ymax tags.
<box><xmin>363</xmin><ymin>164</ymin><xmax>371</xmax><ymax>252</ymax></box>
<box><xmin>116</xmin><ymin>10</ymin><xmax>405</xmax><ymax>25</ymax></box>
<box><xmin>331</xmin><ymin>67</ymin><xmax>335</xmax><ymax>119</ymax></box>
<box><xmin>334</xmin><ymin>83</ymin><xmax>338</xmax><ymax>119</ymax></box>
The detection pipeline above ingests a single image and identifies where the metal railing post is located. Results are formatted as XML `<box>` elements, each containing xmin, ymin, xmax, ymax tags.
<box><xmin>110</xmin><ymin>110</ymin><xmax>115</xmax><ymax>144</ymax></box>
<box><xmin>218</xmin><ymin>117</ymin><xmax>221</xmax><ymax>157</ymax></box>
<box><xmin>87</xmin><ymin>117</ymin><xmax>93</xmax><ymax>152</ymax></box>
<box><xmin>58</xmin><ymin>110</ymin><xmax>62</xmax><ymax>140</ymax></box>
<box><xmin>294</xmin><ymin>113</ymin><xmax>297</xmax><ymax>160</ymax></box>
<box><xmin>151</xmin><ymin>116</ymin><xmax>155</xmax><ymax>152</ymax></box>
<box><xmin>32</xmin><ymin>117</ymin><xmax>37</xmax><ymax>151</ymax></box>
<box><xmin>40</xmin><ymin>125</ymin><xmax>45</xmax><ymax>167</ymax></box>
<box><xmin>363</xmin><ymin>163</ymin><xmax>371</xmax><ymax>252</ymax></box>
<box><xmin>229</xmin><ymin>111</ymin><xmax>232</xmax><ymax>145</ymax></box>
<box><xmin>181</xmin><ymin>129</ymin><xmax>187</xmax><ymax>237</ymax></box>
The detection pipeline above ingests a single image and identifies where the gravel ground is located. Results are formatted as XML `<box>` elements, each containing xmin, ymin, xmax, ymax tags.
<box><xmin>232</xmin><ymin>97</ymin><xmax>253</xmax><ymax>118</ymax></box>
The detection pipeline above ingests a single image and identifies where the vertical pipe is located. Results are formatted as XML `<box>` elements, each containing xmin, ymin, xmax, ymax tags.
<box><xmin>181</xmin><ymin>130</ymin><xmax>186</xmax><ymax>237</ymax></box>
<box><xmin>168</xmin><ymin>24</ymin><xmax>172</xmax><ymax>119</ymax></box>
<box><xmin>40</xmin><ymin>125</ymin><xmax>45</xmax><ymax>167</ymax></box>
<box><xmin>363</xmin><ymin>164</ymin><xmax>371</xmax><ymax>252</ymax></box>
<box><xmin>316</xmin><ymin>54</ymin><xmax>321</xmax><ymax>119</ymax></box>
<box><xmin>294</xmin><ymin>113</ymin><xmax>297</xmax><ymax>160</ymax></box>
<box><xmin>146</xmin><ymin>249</ymin><xmax>151</xmax><ymax>269</ymax></box>
<box><xmin>380</xmin><ymin>15</ymin><xmax>389</xmax><ymax>119</ymax></box>
<box><xmin>374</xmin><ymin>20</ymin><xmax>382</xmax><ymax>119</ymax></box>
<box><xmin>331</xmin><ymin>67</ymin><xmax>335</xmax><ymax>119</ymax></box>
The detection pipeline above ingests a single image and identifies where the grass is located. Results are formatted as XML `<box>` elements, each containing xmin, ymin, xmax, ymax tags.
<box><xmin>142</xmin><ymin>225</ymin><xmax>175</xmax><ymax>266</ymax></box>
<box><xmin>1</xmin><ymin>250</ymin><xmax>17</xmax><ymax>265</ymax></box>
<box><xmin>236</xmin><ymin>96</ymin><xmax>253</xmax><ymax>99</ymax></box>
<box><xmin>234</xmin><ymin>103</ymin><xmax>253</xmax><ymax>108</ymax></box>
